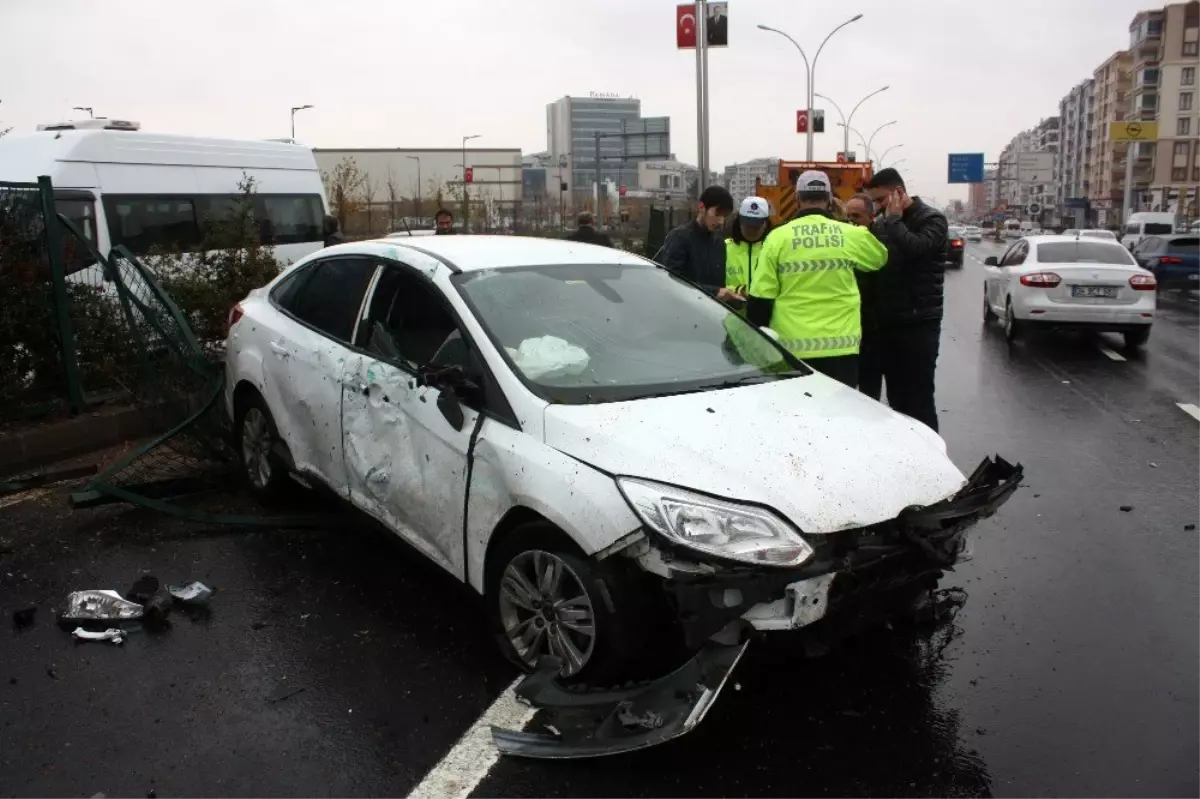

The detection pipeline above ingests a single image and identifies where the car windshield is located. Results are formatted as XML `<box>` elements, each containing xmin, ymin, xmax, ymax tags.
<box><xmin>1167</xmin><ymin>237</ymin><xmax>1198</xmax><ymax>252</ymax></box>
<box><xmin>1036</xmin><ymin>242</ymin><xmax>1137</xmax><ymax>265</ymax></box>
<box><xmin>1080</xmin><ymin>230</ymin><xmax>1116</xmax><ymax>239</ymax></box>
<box><xmin>453</xmin><ymin>262</ymin><xmax>807</xmax><ymax>404</ymax></box>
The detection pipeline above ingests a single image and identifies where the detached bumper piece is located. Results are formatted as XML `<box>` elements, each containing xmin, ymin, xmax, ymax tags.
<box><xmin>491</xmin><ymin>640</ymin><xmax>749</xmax><ymax>759</ymax></box>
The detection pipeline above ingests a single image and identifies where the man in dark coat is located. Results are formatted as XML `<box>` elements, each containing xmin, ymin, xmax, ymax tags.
<box><xmin>860</xmin><ymin>168</ymin><xmax>948</xmax><ymax>432</ymax></box>
<box><xmin>565</xmin><ymin>212</ymin><xmax>614</xmax><ymax>247</ymax></box>
<box><xmin>655</xmin><ymin>185</ymin><xmax>738</xmax><ymax>303</ymax></box>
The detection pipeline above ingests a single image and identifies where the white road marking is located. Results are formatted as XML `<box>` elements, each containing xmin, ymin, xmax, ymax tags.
<box><xmin>407</xmin><ymin>678</ymin><xmax>535</xmax><ymax>799</ymax></box>
<box><xmin>1178</xmin><ymin>403</ymin><xmax>1200</xmax><ymax>422</ymax></box>
<box><xmin>1098</xmin><ymin>345</ymin><xmax>1127</xmax><ymax>362</ymax></box>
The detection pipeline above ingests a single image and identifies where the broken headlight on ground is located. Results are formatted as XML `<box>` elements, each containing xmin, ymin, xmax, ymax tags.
<box><xmin>617</xmin><ymin>477</ymin><xmax>813</xmax><ymax>567</ymax></box>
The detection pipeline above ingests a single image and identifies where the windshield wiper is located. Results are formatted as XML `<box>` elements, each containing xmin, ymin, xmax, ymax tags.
<box><xmin>716</xmin><ymin>369</ymin><xmax>811</xmax><ymax>387</ymax></box>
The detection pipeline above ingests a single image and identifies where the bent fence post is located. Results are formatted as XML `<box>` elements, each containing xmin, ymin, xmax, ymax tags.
<box><xmin>37</xmin><ymin>175</ymin><xmax>84</xmax><ymax>414</ymax></box>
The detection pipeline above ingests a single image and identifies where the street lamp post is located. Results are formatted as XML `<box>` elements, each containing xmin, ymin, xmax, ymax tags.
<box><xmin>865</xmin><ymin>121</ymin><xmax>897</xmax><ymax>165</ymax></box>
<box><xmin>876</xmin><ymin>144</ymin><xmax>904</xmax><ymax>166</ymax></box>
<box><xmin>884</xmin><ymin>157</ymin><xmax>908</xmax><ymax>170</ymax></box>
<box><xmin>406</xmin><ymin>155</ymin><xmax>421</xmax><ymax>225</ymax></box>
<box><xmin>757</xmin><ymin>14</ymin><xmax>863</xmax><ymax>161</ymax></box>
<box><xmin>462</xmin><ymin>134</ymin><xmax>481</xmax><ymax>232</ymax></box>
<box><xmin>814</xmin><ymin>86</ymin><xmax>888</xmax><ymax>160</ymax></box>
<box><xmin>73</xmin><ymin>106</ymin><xmax>94</xmax><ymax>119</ymax></box>
<box><xmin>290</xmin><ymin>105</ymin><xmax>313</xmax><ymax>140</ymax></box>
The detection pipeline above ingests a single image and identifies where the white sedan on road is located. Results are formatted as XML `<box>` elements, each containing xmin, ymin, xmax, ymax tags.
<box><xmin>225</xmin><ymin>235</ymin><xmax>1020</xmax><ymax>696</ymax></box>
<box><xmin>983</xmin><ymin>235</ymin><xmax>1157</xmax><ymax>348</ymax></box>
<box><xmin>963</xmin><ymin>226</ymin><xmax>984</xmax><ymax>242</ymax></box>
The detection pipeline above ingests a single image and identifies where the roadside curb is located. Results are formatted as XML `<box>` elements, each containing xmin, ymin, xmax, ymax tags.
<box><xmin>0</xmin><ymin>404</ymin><xmax>169</xmax><ymax>477</ymax></box>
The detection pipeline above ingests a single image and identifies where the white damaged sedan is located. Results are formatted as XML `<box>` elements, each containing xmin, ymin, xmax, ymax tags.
<box><xmin>226</xmin><ymin>235</ymin><xmax>1020</xmax><ymax>750</ymax></box>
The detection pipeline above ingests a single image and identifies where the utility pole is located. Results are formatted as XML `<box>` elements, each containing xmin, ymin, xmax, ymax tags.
<box><xmin>406</xmin><ymin>155</ymin><xmax>421</xmax><ymax>224</ymax></box>
<box><xmin>1121</xmin><ymin>141</ymin><xmax>1135</xmax><ymax>223</ymax></box>
<box><xmin>695</xmin><ymin>0</ymin><xmax>709</xmax><ymax>191</ymax></box>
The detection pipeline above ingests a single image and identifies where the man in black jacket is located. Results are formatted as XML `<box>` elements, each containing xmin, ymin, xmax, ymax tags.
<box><xmin>656</xmin><ymin>185</ymin><xmax>739</xmax><ymax>303</ymax></box>
<box><xmin>565</xmin><ymin>212</ymin><xmax>614</xmax><ymax>247</ymax></box>
<box><xmin>860</xmin><ymin>169</ymin><xmax>948</xmax><ymax>432</ymax></box>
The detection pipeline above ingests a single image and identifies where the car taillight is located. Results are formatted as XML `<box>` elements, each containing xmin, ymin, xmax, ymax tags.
<box><xmin>1129</xmin><ymin>274</ymin><xmax>1157</xmax><ymax>290</ymax></box>
<box><xmin>1159</xmin><ymin>256</ymin><xmax>1183</xmax><ymax>264</ymax></box>
<box><xmin>228</xmin><ymin>303</ymin><xmax>245</xmax><ymax>328</ymax></box>
<box><xmin>1019</xmin><ymin>272</ymin><xmax>1062</xmax><ymax>287</ymax></box>
<box><xmin>951</xmin><ymin>239</ymin><xmax>963</xmax><ymax>248</ymax></box>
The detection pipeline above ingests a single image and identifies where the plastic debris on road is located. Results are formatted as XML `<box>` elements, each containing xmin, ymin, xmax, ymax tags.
<box><xmin>168</xmin><ymin>581</ymin><xmax>214</xmax><ymax>605</ymax></box>
<box><xmin>61</xmin><ymin>590</ymin><xmax>144</xmax><ymax>623</ymax></box>
<box><xmin>71</xmin><ymin>627</ymin><xmax>126</xmax><ymax>645</ymax></box>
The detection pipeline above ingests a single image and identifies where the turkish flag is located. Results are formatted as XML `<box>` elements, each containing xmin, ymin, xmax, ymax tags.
<box><xmin>796</xmin><ymin>110</ymin><xmax>808</xmax><ymax>134</ymax></box>
<box><xmin>677</xmin><ymin>4</ymin><xmax>697</xmax><ymax>49</ymax></box>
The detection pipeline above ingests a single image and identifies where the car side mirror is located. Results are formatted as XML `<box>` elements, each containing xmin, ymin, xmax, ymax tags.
<box><xmin>437</xmin><ymin>386</ymin><xmax>466</xmax><ymax>431</ymax></box>
<box><xmin>984</xmin><ymin>256</ymin><xmax>999</xmax><ymax>266</ymax></box>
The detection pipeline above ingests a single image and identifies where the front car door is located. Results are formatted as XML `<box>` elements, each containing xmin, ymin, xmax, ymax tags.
<box><xmin>341</xmin><ymin>258</ymin><xmax>506</xmax><ymax>578</ymax></box>
<box><xmin>996</xmin><ymin>240</ymin><xmax>1028</xmax><ymax>305</ymax></box>
<box><xmin>261</xmin><ymin>255</ymin><xmax>377</xmax><ymax>494</ymax></box>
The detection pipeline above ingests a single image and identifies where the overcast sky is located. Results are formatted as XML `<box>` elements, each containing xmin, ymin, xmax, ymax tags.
<box><xmin>2</xmin><ymin>0</ymin><xmax>1155</xmax><ymax>202</ymax></box>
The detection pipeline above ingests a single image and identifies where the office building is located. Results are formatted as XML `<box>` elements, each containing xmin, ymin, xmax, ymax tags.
<box><xmin>722</xmin><ymin>158</ymin><xmax>780</xmax><ymax>204</ymax></box>
<box><xmin>546</xmin><ymin>95</ymin><xmax>671</xmax><ymax>212</ymax></box>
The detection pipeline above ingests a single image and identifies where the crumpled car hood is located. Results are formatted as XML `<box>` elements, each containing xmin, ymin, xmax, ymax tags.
<box><xmin>543</xmin><ymin>374</ymin><xmax>967</xmax><ymax>534</ymax></box>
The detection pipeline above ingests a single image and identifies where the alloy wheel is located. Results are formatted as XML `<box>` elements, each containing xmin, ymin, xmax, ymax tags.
<box><xmin>241</xmin><ymin>407</ymin><xmax>274</xmax><ymax>489</ymax></box>
<box><xmin>498</xmin><ymin>550</ymin><xmax>596</xmax><ymax>676</ymax></box>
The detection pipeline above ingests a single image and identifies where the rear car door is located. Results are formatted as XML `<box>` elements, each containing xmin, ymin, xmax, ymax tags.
<box><xmin>987</xmin><ymin>241</ymin><xmax>1024</xmax><ymax>308</ymax></box>
<box><xmin>341</xmin><ymin>259</ymin><xmax>508</xmax><ymax>577</ymax></box>
<box><xmin>263</xmin><ymin>255</ymin><xmax>377</xmax><ymax>494</ymax></box>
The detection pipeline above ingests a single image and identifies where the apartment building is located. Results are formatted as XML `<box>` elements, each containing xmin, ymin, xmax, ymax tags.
<box><xmin>1150</xmin><ymin>1</ymin><xmax>1199</xmax><ymax>218</ymax></box>
<box><xmin>1128</xmin><ymin>7</ymin><xmax>1165</xmax><ymax>209</ymax></box>
<box><xmin>1087</xmin><ymin>49</ymin><xmax>1134</xmax><ymax>226</ymax></box>
<box><xmin>1056</xmin><ymin>79</ymin><xmax>1095</xmax><ymax>226</ymax></box>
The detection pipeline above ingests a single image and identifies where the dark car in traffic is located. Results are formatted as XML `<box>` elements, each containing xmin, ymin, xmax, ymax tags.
<box><xmin>944</xmin><ymin>227</ymin><xmax>965</xmax><ymax>268</ymax></box>
<box><xmin>1132</xmin><ymin>234</ymin><xmax>1199</xmax><ymax>290</ymax></box>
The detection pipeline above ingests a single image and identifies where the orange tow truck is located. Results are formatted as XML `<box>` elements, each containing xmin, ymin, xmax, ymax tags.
<box><xmin>754</xmin><ymin>160</ymin><xmax>874</xmax><ymax>225</ymax></box>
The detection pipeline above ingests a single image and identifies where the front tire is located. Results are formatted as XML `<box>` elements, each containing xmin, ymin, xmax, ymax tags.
<box><xmin>234</xmin><ymin>396</ymin><xmax>291</xmax><ymax>501</ymax></box>
<box><xmin>486</xmin><ymin>522</ymin><xmax>659</xmax><ymax>682</ymax></box>
<box><xmin>1123</xmin><ymin>326</ymin><xmax>1151</xmax><ymax>349</ymax></box>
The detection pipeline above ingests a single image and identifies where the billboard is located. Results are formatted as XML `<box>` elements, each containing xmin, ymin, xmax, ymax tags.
<box><xmin>1016</xmin><ymin>152</ymin><xmax>1055</xmax><ymax>185</ymax></box>
<box><xmin>947</xmin><ymin>153</ymin><xmax>985</xmax><ymax>183</ymax></box>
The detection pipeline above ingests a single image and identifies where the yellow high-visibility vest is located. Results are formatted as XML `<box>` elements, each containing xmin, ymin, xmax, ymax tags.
<box><xmin>750</xmin><ymin>212</ymin><xmax>887</xmax><ymax>359</ymax></box>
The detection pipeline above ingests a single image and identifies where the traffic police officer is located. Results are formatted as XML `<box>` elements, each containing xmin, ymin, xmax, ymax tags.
<box><xmin>747</xmin><ymin>170</ymin><xmax>888</xmax><ymax>387</ymax></box>
<box><xmin>724</xmin><ymin>196</ymin><xmax>772</xmax><ymax>298</ymax></box>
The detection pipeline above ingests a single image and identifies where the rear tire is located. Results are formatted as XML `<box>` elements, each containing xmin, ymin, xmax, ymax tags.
<box><xmin>1123</xmin><ymin>326</ymin><xmax>1151</xmax><ymax>349</ymax></box>
<box><xmin>1004</xmin><ymin>298</ymin><xmax>1021</xmax><ymax>342</ymax></box>
<box><xmin>234</xmin><ymin>395</ymin><xmax>291</xmax><ymax>501</ymax></box>
<box><xmin>485</xmin><ymin>521</ymin><xmax>664</xmax><ymax>683</ymax></box>
<box><xmin>983</xmin><ymin>293</ymin><xmax>997</xmax><ymax>323</ymax></box>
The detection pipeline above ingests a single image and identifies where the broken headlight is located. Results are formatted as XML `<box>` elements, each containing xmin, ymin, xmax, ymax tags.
<box><xmin>617</xmin><ymin>478</ymin><xmax>813</xmax><ymax>567</ymax></box>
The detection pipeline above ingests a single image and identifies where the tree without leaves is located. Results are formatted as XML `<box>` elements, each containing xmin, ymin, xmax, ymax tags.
<box><xmin>321</xmin><ymin>156</ymin><xmax>365</xmax><ymax>232</ymax></box>
<box><xmin>384</xmin><ymin>167</ymin><xmax>400</xmax><ymax>232</ymax></box>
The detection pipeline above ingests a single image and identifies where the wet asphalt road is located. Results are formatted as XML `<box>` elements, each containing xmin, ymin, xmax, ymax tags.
<box><xmin>2</xmin><ymin>240</ymin><xmax>1197</xmax><ymax>798</ymax></box>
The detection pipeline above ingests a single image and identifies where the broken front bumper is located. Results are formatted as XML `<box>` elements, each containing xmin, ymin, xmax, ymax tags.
<box><xmin>662</xmin><ymin>455</ymin><xmax>1023</xmax><ymax>649</ymax></box>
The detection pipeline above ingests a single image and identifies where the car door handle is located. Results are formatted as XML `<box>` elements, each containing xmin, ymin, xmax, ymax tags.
<box><xmin>269</xmin><ymin>342</ymin><xmax>290</xmax><ymax>358</ymax></box>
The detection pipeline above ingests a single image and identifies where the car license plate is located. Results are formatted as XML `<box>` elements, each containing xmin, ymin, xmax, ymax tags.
<box><xmin>1071</xmin><ymin>285</ymin><xmax>1118</xmax><ymax>298</ymax></box>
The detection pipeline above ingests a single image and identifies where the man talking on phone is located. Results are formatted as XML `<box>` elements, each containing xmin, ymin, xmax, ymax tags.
<box><xmin>862</xmin><ymin>168</ymin><xmax>948</xmax><ymax>432</ymax></box>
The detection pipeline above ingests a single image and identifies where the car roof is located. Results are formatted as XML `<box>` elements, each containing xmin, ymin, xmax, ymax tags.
<box><xmin>1024</xmin><ymin>234</ymin><xmax>1125</xmax><ymax>245</ymax></box>
<box><xmin>328</xmin><ymin>234</ymin><xmax>653</xmax><ymax>272</ymax></box>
